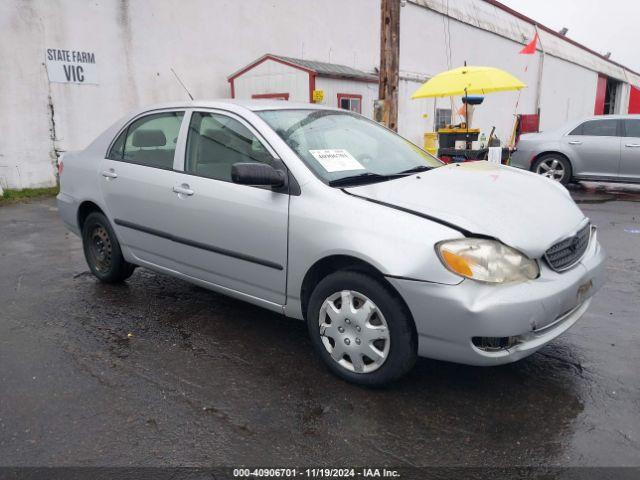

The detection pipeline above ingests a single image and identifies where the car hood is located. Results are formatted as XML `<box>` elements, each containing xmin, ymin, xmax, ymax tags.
<box><xmin>344</xmin><ymin>162</ymin><xmax>586</xmax><ymax>258</ymax></box>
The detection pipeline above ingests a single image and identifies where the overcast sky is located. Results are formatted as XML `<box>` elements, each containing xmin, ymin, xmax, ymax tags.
<box><xmin>498</xmin><ymin>0</ymin><xmax>640</xmax><ymax>72</ymax></box>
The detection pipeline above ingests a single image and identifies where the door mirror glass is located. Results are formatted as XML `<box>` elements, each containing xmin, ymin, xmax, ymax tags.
<box><xmin>231</xmin><ymin>162</ymin><xmax>285</xmax><ymax>187</ymax></box>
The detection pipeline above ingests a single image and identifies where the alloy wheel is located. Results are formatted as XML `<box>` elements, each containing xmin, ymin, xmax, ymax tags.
<box><xmin>318</xmin><ymin>290</ymin><xmax>390</xmax><ymax>373</ymax></box>
<box><xmin>536</xmin><ymin>158</ymin><xmax>566</xmax><ymax>182</ymax></box>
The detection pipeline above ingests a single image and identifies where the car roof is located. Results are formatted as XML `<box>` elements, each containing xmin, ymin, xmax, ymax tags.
<box><xmin>549</xmin><ymin>114</ymin><xmax>640</xmax><ymax>133</ymax></box>
<box><xmin>579</xmin><ymin>114</ymin><xmax>640</xmax><ymax>121</ymax></box>
<box><xmin>131</xmin><ymin>99</ymin><xmax>337</xmax><ymax>115</ymax></box>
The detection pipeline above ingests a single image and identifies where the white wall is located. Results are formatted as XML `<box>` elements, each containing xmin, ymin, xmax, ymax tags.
<box><xmin>2</xmin><ymin>0</ymin><xmax>637</xmax><ymax>188</ymax></box>
<box><xmin>0</xmin><ymin>0</ymin><xmax>379</xmax><ymax>189</ymax></box>
<box><xmin>315</xmin><ymin>77</ymin><xmax>378</xmax><ymax>120</ymax></box>
<box><xmin>537</xmin><ymin>55</ymin><xmax>598</xmax><ymax>130</ymax></box>
<box><xmin>233</xmin><ymin>60</ymin><xmax>310</xmax><ymax>102</ymax></box>
<box><xmin>410</xmin><ymin>0</ymin><xmax>640</xmax><ymax>87</ymax></box>
<box><xmin>400</xmin><ymin>2</ymin><xmax>605</xmax><ymax>142</ymax></box>
<box><xmin>398</xmin><ymin>78</ymin><xmax>434</xmax><ymax>146</ymax></box>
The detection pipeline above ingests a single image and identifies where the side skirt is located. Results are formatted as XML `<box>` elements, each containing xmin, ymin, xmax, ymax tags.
<box><xmin>128</xmin><ymin>252</ymin><xmax>287</xmax><ymax>316</ymax></box>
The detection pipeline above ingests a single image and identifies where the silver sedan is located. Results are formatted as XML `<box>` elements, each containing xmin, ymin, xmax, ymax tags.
<box><xmin>57</xmin><ymin>101</ymin><xmax>605</xmax><ymax>385</ymax></box>
<box><xmin>510</xmin><ymin>114</ymin><xmax>640</xmax><ymax>185</ymax></box>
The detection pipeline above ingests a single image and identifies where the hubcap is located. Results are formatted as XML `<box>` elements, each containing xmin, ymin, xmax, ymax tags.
<box><xmin>89</xmin><ymin>225</ymin><xmax>112</xmax><ymax>273</ymax></box>
<box><xmin>318</xmin><ymin>290</ymin><xmax>390</xmax><ymax>374</ymax></box>
<box><xmin>536</xmin><ymin>158</ymin><xmax>565</xmax><ymax>181</ymax></box>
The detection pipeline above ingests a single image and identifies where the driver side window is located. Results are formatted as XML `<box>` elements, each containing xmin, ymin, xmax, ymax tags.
<box><xmin>185</xmin><ymin>112</ymin><xmax>274</xmax><ymax>182</ymax></box>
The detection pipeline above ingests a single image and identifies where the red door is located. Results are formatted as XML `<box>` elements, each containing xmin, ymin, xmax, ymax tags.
<box><xmin>629</xmin><ymin>86</ymin><xmax>640</xmax><ymax>114</ymax></box>
<box><xmin>594</xmin><ymin>75</ymin><xmax>607</xmax><ymax>115</ymax></box>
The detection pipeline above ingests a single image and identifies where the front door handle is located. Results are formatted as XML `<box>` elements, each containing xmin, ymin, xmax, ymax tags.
<box><xmin>568</xmin><ymin>140</ymin><xmax>582</xmax><ymax>145</ymax></box>
<box><xmin>173</xmin><ymin>184</ymin><xmax>194</xmax><ymax>196</ymax></box>
<box><xmin>625</xmin><ymin>143</ymin><xmax>640</xmax><ymax>148</ymax></box>
<box><xmin>101</xmin><ymin>169</ymin><xmax>118</xmax><ymax>179</ymax></box>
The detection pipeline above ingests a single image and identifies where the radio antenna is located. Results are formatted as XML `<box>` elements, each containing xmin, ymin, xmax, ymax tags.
<box><xmin>170</xmin><ymin>67</ymin><xmax>194</xmax><ymax>100</ymax></box>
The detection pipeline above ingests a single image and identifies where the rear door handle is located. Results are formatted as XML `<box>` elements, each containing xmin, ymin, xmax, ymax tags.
<box><xmin>568</xmin><ymin>140</ymin><xmax>582</xmax><ymax>145</ymax></box>
<box><xmin>172</xmin><ymin>184</ymin><xmax>194</xmax><ymax>196</ymax></box>
<box><xmin>625</xmin><ymin>143</ymin><xmax>640</xmax><ymax>148</ymax></box>
<box><xmin>101</xmin><ymin>169</ymin><xmax>118</xmax><ymax>179</ymax></box>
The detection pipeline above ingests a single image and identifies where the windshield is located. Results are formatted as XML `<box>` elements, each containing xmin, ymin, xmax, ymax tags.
<box><xmin>257</xmin><ymin>109</ymin><xmax>443</xmax><ymax>185</ymax></box>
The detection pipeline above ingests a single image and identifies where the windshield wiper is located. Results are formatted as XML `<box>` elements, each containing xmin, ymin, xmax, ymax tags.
<box><xmin>396</xmin><ymin>165</ymin><xmax>432</xmax><ymax>175</ymax></box>
<box><xmin>328</xmin><ymin>172</ymin><xmax>400</xmax><ymax>187</ymax></box>
<box><xmin>328</xmin><ymin>165</ymin><xmax>434</xmax><ymax>187</ymax></box>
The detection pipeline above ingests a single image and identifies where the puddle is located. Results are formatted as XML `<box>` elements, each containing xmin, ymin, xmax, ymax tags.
<box><xmin>569</xmin><ymin>182</ymin><xmax>640</xmax><ymax>204</ymax></box>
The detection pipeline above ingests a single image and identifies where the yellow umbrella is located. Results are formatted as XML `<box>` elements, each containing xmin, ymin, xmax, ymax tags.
<box><xmin>411</xmin><ymin>65</ymin><xmax>526</xmax><ymax>99</ymax></box>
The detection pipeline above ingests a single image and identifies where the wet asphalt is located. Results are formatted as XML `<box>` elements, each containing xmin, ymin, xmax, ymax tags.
<box><xmin>0</xmin><ymin>182</ymin><xmax>638</xmax><ymax>467</ymax></box>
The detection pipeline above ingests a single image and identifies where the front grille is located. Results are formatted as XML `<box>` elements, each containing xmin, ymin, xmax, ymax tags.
<box><xmin>545</xmin><ymin>223</ymin><xmax>591</xmax><ymax>271</ymax></box>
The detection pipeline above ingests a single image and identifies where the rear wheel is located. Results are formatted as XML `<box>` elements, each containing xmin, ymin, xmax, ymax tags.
<box><xmin>82</xmin><ymin>212</ymin><xmax>136</xmax><ymax>283</ymax></box>
<box><xmin>533</xmin><ymin>154</ymin><xmax>572</xmax><ymax>185</ymax></box>
<box><xmin>307</xmin><ymin>271</ymin><xmax>417</xmax><ymax>386</ymax></box>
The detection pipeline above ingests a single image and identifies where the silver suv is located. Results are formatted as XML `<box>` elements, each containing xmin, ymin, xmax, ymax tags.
<box><xmin>510</xmin><ymin>114</ymin><xmax>640</xmax><ymax>185</ymax></box>
<box><xmin>58</xmin><ymin>101</ymin><xmax>605</xmax><ymax>385</ymax></box>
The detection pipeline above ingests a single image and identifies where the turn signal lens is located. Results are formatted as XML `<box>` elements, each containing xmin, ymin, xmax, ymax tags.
<box><xmin>437</xmin><ymin>238</ymin><xmax>539</xmax><ymax>284</ymax></box>
<box><xmin>441</xmin><ymin>250</ymin><xmax>473</xmax><ymax>277</ymax></box>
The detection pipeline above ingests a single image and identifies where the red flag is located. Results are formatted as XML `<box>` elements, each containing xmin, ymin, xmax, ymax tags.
<box><xmin>519</xmin><ymin>32</ymin><xmax>539</xmax><ymax>54</ymax></box>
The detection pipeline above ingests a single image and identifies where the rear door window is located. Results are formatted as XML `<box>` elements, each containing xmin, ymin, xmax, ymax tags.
<box><xmin>569</xmin><ymin>119</ymin><xmax>618</xmax><ymax>137</ymax></box>
<box><xmin>120</xmin><ymin>111</ymin><xmax>184</xmax><ymax>169</ymax></box>
<box><xmin>107</xmin><ymin>130</ymin><xmax>126</xmax><ymax>160</ymax></box>
<box><xmin>623</xmin><ymin>119</ymin><xmax>640</xmax><ymax>137</ymax></box>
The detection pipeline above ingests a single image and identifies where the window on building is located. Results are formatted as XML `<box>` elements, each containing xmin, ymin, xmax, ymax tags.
<box><xmin>604</xmin><ymin>79</ymin><xmax>621</xmax><ymax>114</ymax></box>
<box><xmin>337</xmin><ymin>94</ymin><xmax>362</xmax><ymax>114</ymax></box>
<box><xmin>185</xmin><ymin>112</ymin><xmax>274</xmax><ymax>182</ymax></box>
<box><xmin>251</xmin><ymin>93</ymin><xmax>289</xmax><ymax>100</ymax></box>
<box><xmin>569</xmin><ymin>119</ymin><xmax>618</xmax><ymax>137</ymax></box>
<box><xmin>434</xmin><ymin>108</ymin><xmax>452</xmax><ymax>130</ymax></box>
<box><xmin>120</xmin><ymin>111</ymin><xmax>184</xmax><ymax>169</ymax></box>
<box><xmin>623</xmin><ymin>119</ymin><xmax>640</xmax><ymax>138</ymax></box>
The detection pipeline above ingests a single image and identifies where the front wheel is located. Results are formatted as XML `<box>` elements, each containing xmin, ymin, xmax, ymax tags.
<box><xmin>306</xmin><ymin>271</ymin><xmax>417</xmax><ymax>386</ymax></box>
<box><xmin>82</xmin><ymin>212</ymin><xmax>136</xmax><ymax>283</ymax></box>
<box><xmin>533</xmin><ymin>154</ymin><xmax>572</xmax><ymax>185</ymax></box>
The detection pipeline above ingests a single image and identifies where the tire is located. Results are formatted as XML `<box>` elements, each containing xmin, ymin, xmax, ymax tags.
<box><xmin>82</xmin><ymin>212</ymin><xmax>136</xmax><ymax>283</ymax></box>
<box><xmin>306</xmin><ymin>271</ymin><xmax>417</xmax><ymax>386</ymax></box>
<box><xmin>532</xmin><ymin>154</ymin><xmax>572</xmax><ymax>185</ymax></box>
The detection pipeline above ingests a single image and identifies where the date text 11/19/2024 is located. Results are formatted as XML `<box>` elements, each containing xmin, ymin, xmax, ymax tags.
<box><xmin>233</xmin><ymin>468</ymin><xmax>401</xmax><ymax>478</ymax></box>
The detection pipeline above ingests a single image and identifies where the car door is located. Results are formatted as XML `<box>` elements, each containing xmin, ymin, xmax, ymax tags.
<box><xmin>100</xmin><ymin>110</ymin><xmax>187</xmax><ymax>269</ymax></box>
<box><xmin>166</xmin><ymin>110</ymin><xmax>289</xmax><ymax>306</ymax></box>
<box><xmin>563</xmin><ymin>118</ymin><xmax>621</xmax><ymax>178</ymax></box>
<box><xmin>620</xmin><ymin>118</ymin><xmax>640</xmax><ymax>181</ymax></box>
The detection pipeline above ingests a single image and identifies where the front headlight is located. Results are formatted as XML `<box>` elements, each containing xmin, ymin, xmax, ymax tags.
<box><xmin>436</xmin><ymin>238</ymin><xmax>539</xmax><ymax>283</ymax></box>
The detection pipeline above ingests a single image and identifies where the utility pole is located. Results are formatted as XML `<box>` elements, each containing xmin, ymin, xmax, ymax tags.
<box><xmin>534</xmin><ymin>24</ymin><xmax>545</xmax><ymax>118</ymax></box>
<box><xmin>378</xmin><ymin>0</ymin><xmax>400</xmax><ymax>131</ymax></box>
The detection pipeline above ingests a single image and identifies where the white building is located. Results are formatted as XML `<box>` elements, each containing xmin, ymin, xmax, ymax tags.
<box><xmin>1</xmin><ymin>0</ymin><xmax>639</xmax><ymax>189</ymax></box>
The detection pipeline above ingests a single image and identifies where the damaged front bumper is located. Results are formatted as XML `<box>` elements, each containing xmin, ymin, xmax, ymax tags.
<box><xmin>388</xmin><ymin>231</ymin><xmax>606</xmax><ymax>366</ymax></box>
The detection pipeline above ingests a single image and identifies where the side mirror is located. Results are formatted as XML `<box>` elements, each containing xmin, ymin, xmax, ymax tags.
<box><xmin>231</xmin><ymin>162</ymin><xmax>286</xmax><ymax>187</ymax></box>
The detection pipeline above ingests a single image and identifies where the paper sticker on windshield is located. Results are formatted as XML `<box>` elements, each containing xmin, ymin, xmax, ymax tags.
<box><xmin>309</xmin><ymin>149</ymin><xmax>365</xmax><ymax>172</ymax></box>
